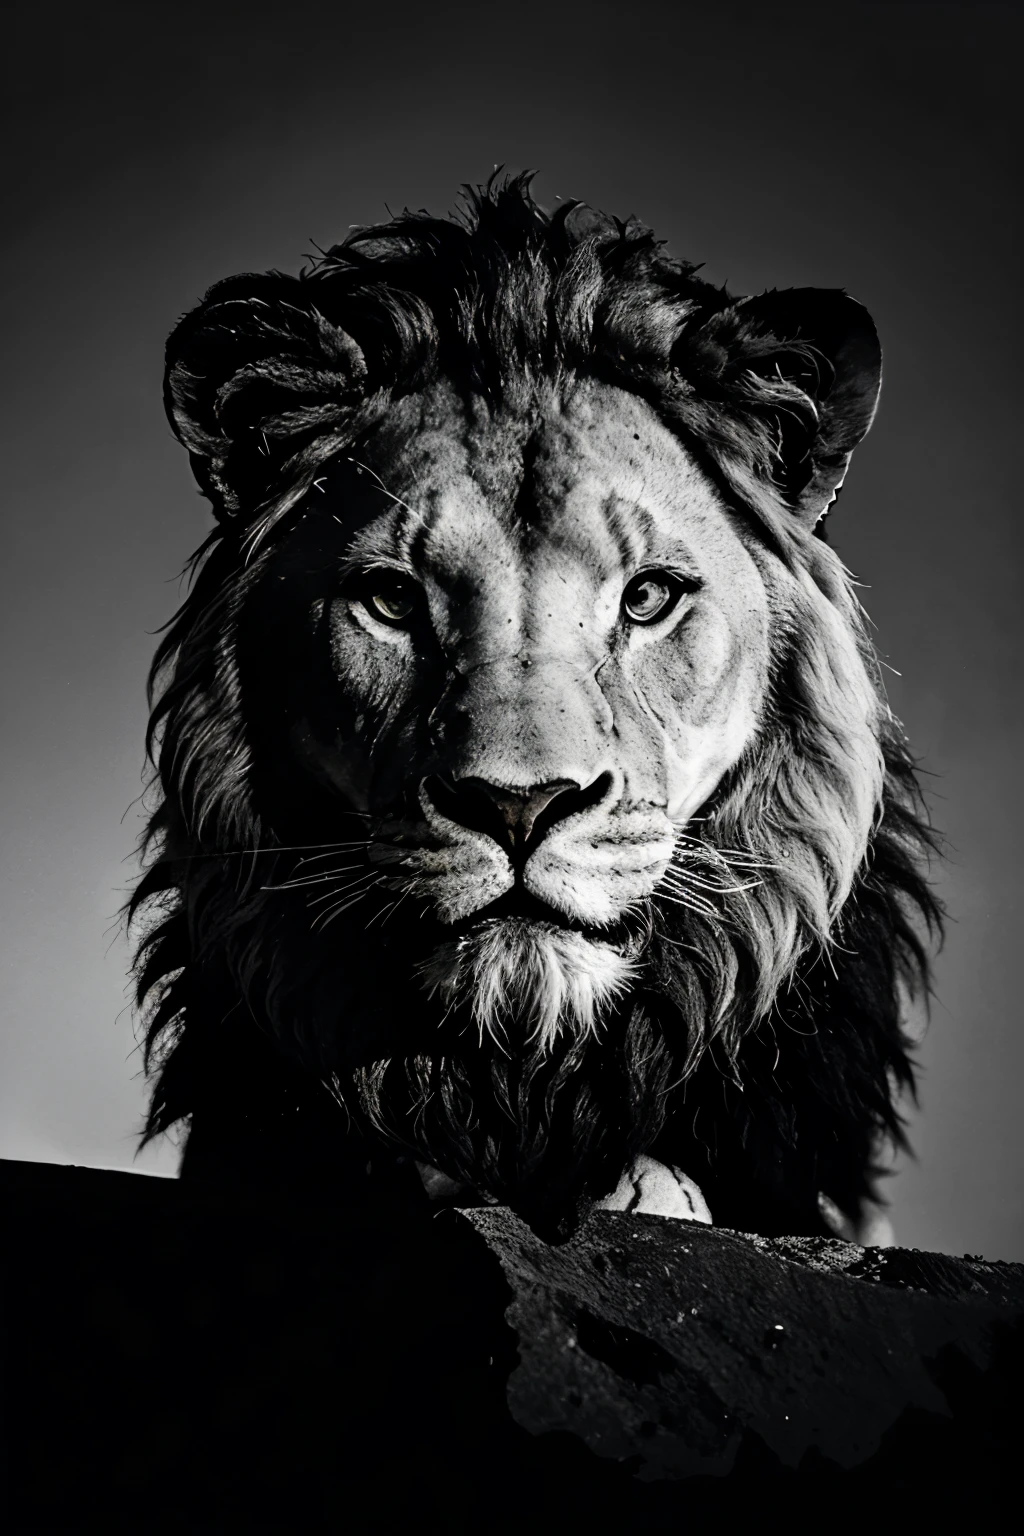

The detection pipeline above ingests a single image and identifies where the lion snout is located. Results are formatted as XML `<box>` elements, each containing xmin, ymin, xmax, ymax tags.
<box><xmin>421</xmin><ymin>771</ymin><xmax>615</xmax><ymax>859</ymax></box>
<box><xmin>387</xmin><ymin>776</ymin><xmax>672</xmax><ymax>928</ymax></box>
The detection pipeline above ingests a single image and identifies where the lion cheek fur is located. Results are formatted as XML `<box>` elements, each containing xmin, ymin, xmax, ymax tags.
<box><xmin>404</xmin><ymin>790</ymin><xmax>517</xmax><ymax>923</ymax></box>
<box><xmin>523</xmin><ymin>823</ymin><xmax>676</xmax><ymax>927</ymax></box>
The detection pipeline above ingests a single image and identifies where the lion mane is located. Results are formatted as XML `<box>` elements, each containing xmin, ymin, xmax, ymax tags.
<box><xmin>130</xmin><ymin>175</ymin><xmax>940</xmax><ymax>1241</ymax></box>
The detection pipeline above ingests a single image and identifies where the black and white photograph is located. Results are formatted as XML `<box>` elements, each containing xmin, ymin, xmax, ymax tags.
<box><xmin>2</xmin><ymin>1</ymin><xmax>1021</xmax><ymax>1525</ymax></box>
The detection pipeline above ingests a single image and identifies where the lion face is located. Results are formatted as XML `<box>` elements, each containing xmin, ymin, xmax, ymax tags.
<box><xmin>279</xmin><ymin>378</ymin><xmax>771</xmax><ymax>1044</ymax></box>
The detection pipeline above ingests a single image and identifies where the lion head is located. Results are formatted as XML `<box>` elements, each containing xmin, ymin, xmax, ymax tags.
<box><xmin>133</xmin><ymin>177</ymin><xmax>938</xmax><ymax>1238</ymax></box>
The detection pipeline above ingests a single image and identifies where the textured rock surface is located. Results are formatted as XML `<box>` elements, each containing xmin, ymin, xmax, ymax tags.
<box><xmin>463</xmin><ymin>1206</ymin><xmax>1024</xmax><ymax>1481</ymax></box>
<box><xmin>3</xmin><ymin>1158</ymin><xmax>1020</xmax><ymax>1530</ymax></box>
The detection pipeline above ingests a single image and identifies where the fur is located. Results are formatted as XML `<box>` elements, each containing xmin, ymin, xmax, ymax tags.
<box><xmin>130</xmin><ymin>174</ymin><xmax>941</xmax><ymax>1241</ymax></box>
<box><xmin>419</xmin><ymin>920</ymin><xmax>641</xmax><ymax>1054</ymax></box>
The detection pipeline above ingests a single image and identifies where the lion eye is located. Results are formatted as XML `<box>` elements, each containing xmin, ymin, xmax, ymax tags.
<box><xmin>363</xmin><ymin>574</ymin><xmax>418</xmax><ymax>627</ymax></box>
<box><xmin>622</xmin><ymin>571</ymin><xmax>690</xmax><ymax>625</ymax></box>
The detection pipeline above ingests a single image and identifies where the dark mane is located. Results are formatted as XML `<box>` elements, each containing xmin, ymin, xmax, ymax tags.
<box><xmin>129</xmin><ymin>174</ymin><xmax>942</xmax><ymax>1240</ymax></box>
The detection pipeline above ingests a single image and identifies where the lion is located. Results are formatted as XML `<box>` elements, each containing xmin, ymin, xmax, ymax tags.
<box><xmin>131</xmin><ymin>175</ymin><xmax>939</xmax><ymax>1244</ymax></box>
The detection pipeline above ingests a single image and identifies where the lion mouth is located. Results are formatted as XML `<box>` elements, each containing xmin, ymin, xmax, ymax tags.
<box><xmin>447</xmin><ymin>885</ymin><xmax>634</xmax><ymax>948</ymax></box>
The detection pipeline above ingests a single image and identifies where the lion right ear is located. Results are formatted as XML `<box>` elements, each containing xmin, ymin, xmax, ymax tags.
<box><xmin>675</xmin><ymin>288</ymin><xmax>882</xmax><ymax>533</ymax></box>
<box><xmin>164</xmin><ymin>273</ymin><xmax>368</xmax><ymax>523</ymax></box>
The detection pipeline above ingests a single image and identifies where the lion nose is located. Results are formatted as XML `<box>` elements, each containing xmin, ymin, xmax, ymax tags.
<box><xmin>427</xmin><ymin>775</ymin><xmax>601</xmax><ymax>854</ymax></box>
<box><xmin>466</xmin><ymin>779</ymin><xmax>580</xmax><ymax>850</ymax></box>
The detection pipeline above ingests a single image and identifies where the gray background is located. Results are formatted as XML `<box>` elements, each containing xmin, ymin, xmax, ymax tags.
<box><xmin>2</xmin><ymin>1</ymin><xmax>1020</xmax><ymax>1257</ymax></box>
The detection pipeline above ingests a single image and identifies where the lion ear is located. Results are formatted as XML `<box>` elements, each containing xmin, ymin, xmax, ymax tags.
<box><xmin>678</xmin><ymin>288</ymin><xmax>882</xmax><ymax>531</ymax></box>
<box><xmin>164</xmin><ymin>273</ymin><xmax>368</xmax><ymax>522</ymax></box>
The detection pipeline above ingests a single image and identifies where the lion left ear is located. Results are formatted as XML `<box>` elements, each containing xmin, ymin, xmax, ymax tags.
<box><xmin>678</xmin><ymin>288</ymin><xmax>882</xmax><ymax>531</ymax></box>
<box><xmin>164</xmin><ymin>273</ymin><xmax>369</xmax><ymax>524</ymax></box>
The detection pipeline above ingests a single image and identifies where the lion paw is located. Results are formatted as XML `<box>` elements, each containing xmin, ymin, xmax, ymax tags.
<box><xmin>597</xmin><ymin>1154</ymin><xmax>712</xmax><ymax>1224</ymax></box>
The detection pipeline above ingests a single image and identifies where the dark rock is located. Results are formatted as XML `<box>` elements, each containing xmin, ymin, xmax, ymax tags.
<box><xmin>464</xmin><ymin>1206</ymin><xmax>1024</xmax><ymax>1481</ymax></box>
<box><xmin>3</xmin><ymin>1159</ymin><xmax>1020</xmax><ymax>1531</ymax></box>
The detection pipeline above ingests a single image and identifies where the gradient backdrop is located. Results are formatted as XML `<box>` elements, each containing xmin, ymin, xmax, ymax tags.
<box><xmin>2</xmin><ymin>0</ymin><xmax>1020</xmax><ymax>1258</ymax></box>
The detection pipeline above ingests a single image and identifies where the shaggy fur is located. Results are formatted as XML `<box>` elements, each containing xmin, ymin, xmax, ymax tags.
<box><xmin>419</xmin><ymin>920</ymin><xmax>641</xmax><ymax>1054</ymax></box>
<box><xmin>131</xmin><ymin>174</ymin><xmax>940</xmax><ymax>1241</ymax></box>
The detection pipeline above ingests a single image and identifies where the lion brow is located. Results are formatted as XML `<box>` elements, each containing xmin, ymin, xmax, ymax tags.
<box><xmin>604</xmin><ymin>495</ymin><xmax>655</xmax><ymax>572</ymax></box>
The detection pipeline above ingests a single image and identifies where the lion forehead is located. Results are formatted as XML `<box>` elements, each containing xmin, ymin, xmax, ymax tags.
<box><xmin>369</xmin><ymin>379</ymin><xmax>766</xmax><ymax>603</ymax></box>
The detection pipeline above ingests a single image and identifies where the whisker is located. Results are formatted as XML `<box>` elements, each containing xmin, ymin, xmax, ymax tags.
<box><xmin>365</xmin><ymin>898</ymin><xmax>400</xmax><ymax>930</ymax></box>
<box><xmin>663</xmin><ymin>872</ymin><xmax>764</xmax><ymax>895</ymax></box>
<box><xmin>312</xmin><ymin>889</ymin><xmax>368</xmax><ymax>929</ymax></box>
<box><xmin>379</xmin><ymin>886</ymin><xmax>414</xmax><ymax>928</ymax></box>
<box><xmin>315</xmin><ymin>879</ymin><xmax>384</xmax><ymax>932</ymax></box>
<box><xmin>306</xmin><ymin>872</ymin><xmax>380</xmax><ymax>907</ymax></box>
<box><xmin>654</xmin><ymin>890</ymin><xmax>719</xmax><ymax>920</ymax></box>
<box><xmin>657</xmin><ymin>877</ymin><xmax>720</xmax><ymax>906</ymax></box>
<box><xmin>652</xmin><ymin>928</ymin><xmax>705</xmax><ymax>952</ymax></box>
<box><xmin>672</xmin><ymin>832</ymin><xmax>774</xmax><ymax>861</ymax></box>
<box><xmin>346</xmin><ymin>458</ymin><xmax>425</xmax><ymax>521</ymax></box>
<box><xmin>150</xmin><ymin>835</ymin><xmax>375</xmax><ymax>866</ymax></box>
<box><xmin>672</xmin><ymin>846</ymin><xmax>774</xmax><ymax>872</ymax></box>
<box><xmin>261</xmin><ymin>863</ymin><xmax>367</xmax><ymax>892</ymax></box>
<box><xmin>291</xmin><ymin>844</ymin><xmax>373</xmax><ymax>870</ymax></box>
<box><xmin>660</xmin><ymin>871</ymin><xmax>724</xmax><ymax>895</ymax></box>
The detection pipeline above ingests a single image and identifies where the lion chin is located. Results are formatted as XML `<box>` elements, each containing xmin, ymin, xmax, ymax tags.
<box><xmin>418</xmin><ymin>918</ymin><xmax>639</xmax><ymax>1053</ymax></box>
